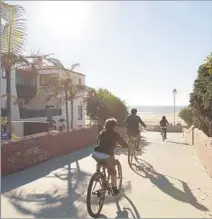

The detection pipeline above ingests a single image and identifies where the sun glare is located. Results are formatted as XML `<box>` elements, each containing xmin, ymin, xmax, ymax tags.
<box><xmin>41</xmin><ymin>1</ymin><xmax>91</xmax><ymax>37</ymax></box>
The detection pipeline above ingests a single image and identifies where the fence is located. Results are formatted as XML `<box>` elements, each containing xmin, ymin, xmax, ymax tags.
<box><xmin>183</xmin><ymin>127</ymin><xmax>212</xmax><ymax>178</ymax></box>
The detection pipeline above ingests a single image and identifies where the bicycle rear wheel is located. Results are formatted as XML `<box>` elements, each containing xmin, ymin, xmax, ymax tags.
<box><xmin>162</xmin><ymin>134</ymin><xmax>165</xmax><ymax>141</ymax></box>
<box><xmin>162</xmin><ymin>130</ymin><xmax>165</xmax><ymax>141</ymax></box>
<box><xmin>86</xmin><ymin>172</ymin><xmax>106</xmax><ymax>218</ymax></box>
<box><xmin>128</xmin><ymin>139</ymin><xmax>136</xmax><ymax>165</ymax></box>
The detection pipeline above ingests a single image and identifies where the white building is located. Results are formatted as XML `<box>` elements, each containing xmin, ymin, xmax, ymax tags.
<box><xmin>1</xmin><ymin>63</ymin><xmax>86</xmax><ymax>130</ymax></box>
<box><xmin>1</xmin><ymin>68</ymin><xmax>20</xmax><ymax>120</ymax></box>
<box><xmin>31</xmin><ymin>65</ymin><xmax>86</xmax><ymax>129</ymax></box>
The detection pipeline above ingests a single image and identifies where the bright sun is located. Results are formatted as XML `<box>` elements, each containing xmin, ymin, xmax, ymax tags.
<box><xmin>41</xmin><ymin>1</ymin><xmax>91</xmax><ymax>37</ymax></box>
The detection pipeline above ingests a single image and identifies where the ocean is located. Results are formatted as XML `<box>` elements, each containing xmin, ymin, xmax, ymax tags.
<box><xmin>130</xmin><ymin>106</ymin><xmax>186</xmax><ymax>114</ymax></box>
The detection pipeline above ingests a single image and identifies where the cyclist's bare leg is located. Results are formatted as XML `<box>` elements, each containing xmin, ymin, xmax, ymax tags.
<box><xmin>104</xmin><ymin>156</ymin><xmax>117</xmax><ymax>188</ymax></box>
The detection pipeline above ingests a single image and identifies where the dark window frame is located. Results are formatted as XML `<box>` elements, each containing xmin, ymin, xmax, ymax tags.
<box><xmin>2</xmin><ymin>69</ymin><xmax>6</xmax><ymax>79</ymax></box>
<box><xmin>78</xmin><ymin>105</ymin><xmax>83</xmax><ymax>120</ymax></box>
<box><xmin>78</xmin><ymin>78</ymin><xmax>82</xmax><ymax>85</ymax></box>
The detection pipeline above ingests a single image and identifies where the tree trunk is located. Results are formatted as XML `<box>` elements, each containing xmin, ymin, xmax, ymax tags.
<box><xmin>71</xmin><ymin>100</ymin><xmax>74</xmax><ymax>129</ymax></box>
<box><xmin>65</xmin><ymin>88</ymin><xmax>69</xmax><ymax>132</ymax></box>
<box><xmin>6</xmin><ymin>69</ymin><xmax>12</xmax><ymax>139</ymax></box>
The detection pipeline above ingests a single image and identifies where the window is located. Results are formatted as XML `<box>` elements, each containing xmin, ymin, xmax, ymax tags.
<box><xmin>2</xmin><ymin>69</ymin><xmax>6</xmax><ymax>78</ymax></box>
<box><xmin>78</xmin><ymin>105</ymin><xmax>83</xmax><ymax>120</ymax></box>
<box><xmin>40</xmin><ymin>75</ymin><xmax>57</xmax><ymax>86</ymax></box>
<box><xmin>78</xmin><ymin>78</ymin><xmax>82</xmax><ymax>85</ymax></box>
<box><xmin>24</xmin><ymin>99</ymin><xmax>29</xmax><ymax>105</ymax></box>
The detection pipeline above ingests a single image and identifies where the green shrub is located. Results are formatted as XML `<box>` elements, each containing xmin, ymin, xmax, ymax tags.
<box><xmin>1</xmin><ymin>118</ymin><xmax>7</xmax><ymax>131</ymax></box>
<box><xmin>179</xmin><ymin>107</ymin><xmax>193</xmax><ymax>127</ymax></box>
<box><xmin>189</xmin><ymin>53</ymin><xmax>212</xmax><ymax>136</ymax></box>
<box><xmin>85</xmin><ymin>88</ymin><xmax>128</xmax><ymax>126</ymax></box>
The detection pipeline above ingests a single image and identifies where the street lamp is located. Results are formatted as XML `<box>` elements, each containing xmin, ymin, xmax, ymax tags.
<box><xmin>172</xmin><ymin>89</ymin><xmax>177</xmax><ymax>126</ymax></box>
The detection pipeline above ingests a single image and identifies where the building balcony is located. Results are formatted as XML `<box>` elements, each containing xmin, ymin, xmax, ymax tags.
<box><xmin>16</xmin><ymin>84</ymin><xmax>37</xmax><ymax>98</ymax></box>
<box><xmin>19</xmin><ymin>108</ymin><xmax>62</xmax><ymax>119</ymax></box>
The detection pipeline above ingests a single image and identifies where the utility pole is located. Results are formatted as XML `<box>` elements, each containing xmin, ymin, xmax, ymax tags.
<box><xmin>173</xmin><ymin>89</ymin><xmax>177</xmax><ymax>126</ymax></box>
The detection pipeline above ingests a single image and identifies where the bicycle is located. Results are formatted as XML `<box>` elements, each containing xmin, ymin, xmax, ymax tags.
<box><xmin>86</xmin><ymin>154</ymin><xmax>122</xmax><ymax>218</ymax></box>
<box><xmin>128</xmin><ymin>135</ymin><xmax>140</xmax><ymax>165</ymax></box>
<box><xmin>161</xmin><ymin>127</ymin><xmax>167</xmax><ymax>142</ymax></box>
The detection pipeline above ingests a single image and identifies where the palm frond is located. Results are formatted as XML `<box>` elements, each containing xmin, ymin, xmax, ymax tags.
<box><xmin>44</xmin><ymin>57</ymin><xmax>65</xmax><ymax>69</ymax></box>
<box><xmin>1</xmin><ymin>93</ymin><xmax>17</xmax><ymax>99</ymax></box>
<box><xmin>70</xmin><ymin>63</ymin><xmax>80</xmax><ymax>71</ymax></box>
<box><xmin>24</xmin><ymin>53</ymin><xmax>65</xmax><ymax>69</ymax></box>
<box><xmin>1</xmin><ymin>52</ymin><xmax>37</xmax><ymax>72</ymax></box>
<box><xmin>1</xmin><ymin>2</ymin><xmax>27</xmax><ymax>55</ymax></box>
<box><xmin>67</xmin><ymin>84</ymin><xmax>87</xmax><ymax>101</ymax></box>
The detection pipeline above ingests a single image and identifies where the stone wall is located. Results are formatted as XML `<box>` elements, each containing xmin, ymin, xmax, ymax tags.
<box><xmin>183</xmin><ymin>127</ymin><xmax>212</xmax><ymax>178</ymax></box>
<box><xmin>183</xmin><ymin>125</ymin><xmax>195</xmax><ymax>145</ymax></box>
<box><xmin>1</xmin><ymin>126</ymin><xmax>98</xmax><ymax>176</ymax></box>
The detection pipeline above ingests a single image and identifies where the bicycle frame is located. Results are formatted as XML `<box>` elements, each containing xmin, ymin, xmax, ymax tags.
<box><xmin>95</xmin><ymin>163</ymin><xmax>112</xmax><ymax>193</ymax></box>
<box><xmin>161</xmin><ymin>127</ymin><xmax>167</xmax><ymax>134</ymax></box>
<box><xmin>128</xmin><ymin>135</ymin><xmax>139</xmax><ymax>146</ymax></box>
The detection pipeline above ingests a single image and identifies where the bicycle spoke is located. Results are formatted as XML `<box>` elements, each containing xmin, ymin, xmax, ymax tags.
<box><xmin>92</xmin><ymin>180</ymin><xmax>98</xmax><ymax>191</ymax></box>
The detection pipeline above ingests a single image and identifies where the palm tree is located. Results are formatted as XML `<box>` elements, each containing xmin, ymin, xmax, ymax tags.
<box><xmin>1</xmin><ymin>2</ymin><xmax>28</xmax><ymax>138</ymax></box>
<box><xmin>1</xmin><ymin>2</ymin><xmax>65</xmax><ymax>138</ymax></box>
<box><xmin>43</xmin><ymin>66</ymin><xmax>88</xmax><ymax>131</ymax></box>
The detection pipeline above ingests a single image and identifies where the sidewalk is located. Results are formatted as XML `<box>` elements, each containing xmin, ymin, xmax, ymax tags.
<box><xmin>1</xmin><ymin>132</ymin><xmax>212</xmax><ymax>218</ymax></box>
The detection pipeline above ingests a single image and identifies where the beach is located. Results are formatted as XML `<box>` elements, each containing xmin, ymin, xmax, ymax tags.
<box><xmin>85</xmin><ymin>106</ymin><xmax>185</xmax><ymax>126</ymax></box>
<box><xmin>134</xmin><ymin>106</ymin><xmax>185</xmax><ymax>125</ymax></box>
<box><xmin>138</xmin><ymin>112</ymin><xmax>184</xmax><ymax>125</ymax></box>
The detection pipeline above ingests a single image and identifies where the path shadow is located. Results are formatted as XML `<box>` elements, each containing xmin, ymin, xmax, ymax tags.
<box><xmin>98</xmin><ymin>214</ymin><xmax>108</xmax><ymax>218</ymax></box>
<box><xmin>130</xmin><ymin>159</ymin><xmax>155</xmax><ymax>178</ymax></box>
<box><xmin>2</xmin><ymin>146</ymin><xmax>93</xmax><ymax>194</ymax></box>
<box><xmin>3</xmin><ymin>161</ymin><xmax>92</xmax><ymax>218</ymax></box>
<box><xmin>115</xmin><ymin>194</ymin><xmax>141</xmax><ymax>218</ymax></box>
<box><xmin>115</xmin><ymin>136</ymin><xmax>151</xmax><ymax>157</ymax></box>
<box><xmin>130</xmin><ymin>161</ymin><xmax>209</xmax><ymax>212</ymax></box>
<box><xmin>166</xmin><ymin>140</ymin><xmax>187</xmax><ymax>145</ymax></box>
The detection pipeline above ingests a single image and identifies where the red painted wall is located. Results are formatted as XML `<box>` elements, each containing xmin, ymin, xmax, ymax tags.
<box><xmin>1</xmin><ymin>126</ymin><xmax>98</xmax><ymax>176</ymax></box>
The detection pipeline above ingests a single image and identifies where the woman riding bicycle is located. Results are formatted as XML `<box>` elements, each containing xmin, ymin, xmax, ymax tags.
<box><xmin>93</xmin><ymin>118</ymin><xmax>128</xmax><ymax>195</ymax></box>
<box><xmin>159</xmin><ymin>116</ymin><xmax>169</xmax><ymax>139</ymax></box>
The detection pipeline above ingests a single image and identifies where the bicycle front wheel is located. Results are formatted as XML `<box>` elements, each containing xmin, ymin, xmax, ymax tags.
<box><xmin>86</xmin><ymin>172</ymin><xmax>106</xmax><ymax>218</ymax></box>
<box><xmin>115</xmin><ymin>160</ymin><xmax>122</xmax><ymax>191</ymax></box>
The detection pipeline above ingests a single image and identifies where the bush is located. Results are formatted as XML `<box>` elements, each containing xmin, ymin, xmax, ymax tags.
<box><xmin>85</xmin><ymin>88</ymin><xmax>128</xmax><ymax>126</ymax></box>
<box><xmin>178</xmin><ymin>107</ymin><xmax>193</xmax><ymax>127</ymax></box>
<box><xmin>189</xmin><ymin>53</ymin><xmax>212</xmax><ymax>136</ymax></box>
<box><xmin>1</xmin><ymin>117</ymin><xmax>7</xmax><ymax>131</ymax></box>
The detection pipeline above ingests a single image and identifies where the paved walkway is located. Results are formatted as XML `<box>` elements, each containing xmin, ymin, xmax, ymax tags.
<box><xmin>1</xmin><ymin>132</ymin><xmax>212</xmax><ymax>218</ymax></box>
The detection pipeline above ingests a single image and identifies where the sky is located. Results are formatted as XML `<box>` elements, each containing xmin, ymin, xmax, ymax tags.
<box><xmin>8</xmin><ymin>1</ymin><xmax>212</xmax><ymax>106</ymax></box>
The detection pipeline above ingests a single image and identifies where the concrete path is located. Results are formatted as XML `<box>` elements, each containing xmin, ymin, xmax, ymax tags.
<box><xmin>1</xmin><ymin>132</ymin><xmax>212</xmax><ymax>218</ymax></box>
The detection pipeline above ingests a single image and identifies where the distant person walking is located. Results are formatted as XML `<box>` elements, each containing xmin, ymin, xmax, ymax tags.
<box><xmin>159</xmin><ymin>116</ymin><xmax>169</xmax><ymax>139</ymax></box>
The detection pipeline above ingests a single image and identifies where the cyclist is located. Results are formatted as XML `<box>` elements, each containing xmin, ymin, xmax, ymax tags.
<box><xmin>124</xmin><ymin>108</ymin><xmax>147</xmax><ymax>147</ymax></box>
<box><xmin>159</xmin><ymin>116</ymin><xmax>169</xmax><ymax>139</ymax></box>
<box><xmin>93</xmin><ymin>118</ymin><xmax>128</xmax><ymax>196</ymax></box>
